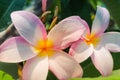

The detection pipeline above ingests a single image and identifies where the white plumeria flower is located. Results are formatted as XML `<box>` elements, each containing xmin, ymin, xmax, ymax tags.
<box><xmin>69</xmin><ymin>6</ymin><xmax>120</xmax><ymax>76</ymax></box>
<box><xmin>0</xmin><ymin>11</ymin><xmax>86</xmax><ymax>80</ymax></box>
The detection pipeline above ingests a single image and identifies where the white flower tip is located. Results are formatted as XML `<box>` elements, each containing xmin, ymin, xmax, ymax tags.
<box><xmin>10</xmin><ymin>11</ymin><xmax>22</xmax><ymax>20</ymax></box>
<box><xmin>101</xmin><ymin>70</ymin><xmax>112</xmax><ymax>77</ymax></box>
<box><xmin>11</xmin><ymin>11</ymin><xmax>28</xmax><ymax>19</ymax></box>
<box><xmin>11</xmin><ymin>11</ymin><xmax>17</xmax><ymax>18</ymax></box>
<box><xmin>97</xmin><ymin>6</ymin><xmax>110</xmax><ymax>17</ymax></box>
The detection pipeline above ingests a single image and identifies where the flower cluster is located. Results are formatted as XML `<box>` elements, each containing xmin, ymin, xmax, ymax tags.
<box><xmin>0</xmin><ymin>6</ymin><xmax>120</xmax><ymax>80</ymax></box>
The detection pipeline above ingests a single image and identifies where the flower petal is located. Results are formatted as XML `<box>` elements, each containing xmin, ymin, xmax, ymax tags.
<box><xmin>48</xmin><ymin>16</ymin><xmax>85</xmax><ymax>49</ymax></box>
<box><xmin>98</xmin><ymin>32</ymin><xmax>120</xmax><ymax>52</ymax></box>
<box><xmin>69</xmin><ymin>40</ymin><xmax>93</xmax><ymax>63</ymax></box>
<box><xmin>91</xmin><ymin>47</ymin><xmax>113</xmax><ymax>76</ymax></box>
<box><xmin>23</xmin><ymin>56</ymin><xmax>48</xmax><ymax>80</ymax></box>
<box><xmin>11</xmin><ymin>11</ymin><xmax>47</xmax><ymax>45</ymax></box>
<box><xmin>91</xmin><ymin>6</ymin><xmax>110</xmax><ymax>36</ymax></box>
<box><xmin>79</xmin><ymin>19</ymin><xmax>90</xmax><ymax>35</ymax></box>
<box><xmin>42</xmin><ymin>0</ymin><xmax>47</xmax><ymax>11</ymax></box>
<box><xmin>49</xmin><ymin>51</ymin><xmax>83</xmax><ymax>80</ymax></box>
<box><xmin>0</xmin><ymin>37</ymin><xmax>36</xmax><ymax>63</ymax></box>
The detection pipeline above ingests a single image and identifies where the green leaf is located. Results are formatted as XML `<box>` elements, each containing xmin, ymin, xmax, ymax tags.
<box><xmin>0</xmin><ymin>70</ymin><xmax>14</xmax><ymax>80</ymax></box>
<box><xmin>0</xmin><ymin>0</ymin><xmax>12</xmax><ymax>18</ymax></box>
<box><xmin>0</xmin><ymin>62</ymin><xmax>18</xmax><ymax>79</ymax></box>
<box><xmin>0</xmin><ymin>0</ymin><xmax>26</xmax><ymax>31</ymax></box>
<box><xmin>47</xmin><ymin>71</ymin><xmax>57</xmax><ymax>80</ymax></box>
<box><xmin>112</xmin><ymin>52</ymin><xmax>120</xmax><ymax>70</ymax></box>
<box><xmin>82</xmin><ymin>61</ymin><xmax>100</xmax><ymax>77</ymax></box>
<box><xmin>102</xmin><ymin>0</ymin><xmax>120</xmax><ymax>27</ymax></box>
<box><xmin>70</xmin><ymin>69</ymin><xmax>120</xmax><ymax>80</ymax></box>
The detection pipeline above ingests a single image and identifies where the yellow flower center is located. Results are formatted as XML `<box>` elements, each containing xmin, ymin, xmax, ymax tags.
<box><xmin>84</xmin><ymin>34</ymin><xmax>100</xmax><ymax>47</ymax></box>
<box><xmin>34</xmin><ymin>39</ymin><xmax>54</xmax><ymax>57</ymax></box>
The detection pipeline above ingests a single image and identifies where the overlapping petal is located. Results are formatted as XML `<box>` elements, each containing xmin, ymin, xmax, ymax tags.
<box><xmin>49</xmin><ymin>51</ymin><xmax>83</xmax><ymax>80</ymax></box>
<box><xmin>91</xmin><ymin>47</ymin><xmax>113</xmax><ymax>76</ymax></box>
<box><xmin>75</xmin><ymin>17</ymin><xmax>90</xmax><ymax>35</ymax></box>
<box><xmin>91</xmin><ymin>6</ymin><xmax>110</xmax><ymax>36</ymax></box>
<box><xmin>97</xmin><ymin>32</ymin><xmax>120</xmax><ymax>52</ymax></box>
<box><xmin>69</xmin><ymin>40</ymin><xmax>93</xmax><ymax>63</ymax></box>
<box><xmin>23</xmin><ymin>56</ymin><xmax>48</xmax><ymax>80</ymax></box>
<box><xmin>11</xmin><ymin>11</ymin><xmax>47</xmax><ymax>45</ymax></box>
<box><xmin>63</xmin><ymin>15</ymin><xmax>90</xmax><ymax>34</ymax></box>
<box><xmin>48</xmin><ymin>16</ymin><xmax>85</xmax><ymax>49</ymax></box>
<box><xmin>0</xmin><ymin>37</ymin><xmax>36</xmax><ymax>63</ymax></box>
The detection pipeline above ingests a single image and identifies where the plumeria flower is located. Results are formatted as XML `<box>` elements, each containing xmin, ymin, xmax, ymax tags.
<box><xmin>69</xmin><ymin>6</ymin><xmax>120</xmax><ymax>76</ymax></box>
<box><xmin>0</xmin><ymin>11</ymin><xmax>85</xmax><ymax>80</ymax></box>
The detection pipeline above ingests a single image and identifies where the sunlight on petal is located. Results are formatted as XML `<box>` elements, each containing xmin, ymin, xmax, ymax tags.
<box><xmin>23</xmin><ymin>56</ymin><xmax>48</xmax><ymax>80</ymax></box>
<box><xmin>91</xmin><ymin>47</ymin><xmax>113</xmax><ymax>76</ymax></box>
<box><xmin>49</xmin><ymin>51</ymin><xmax>83</xmax><ymax>80</ymax></box>
<box><xmin>91</xmin><ymin>6</ymin><xmax>110</xmax><ymax>36</ymax></box>
<box><xmin>11</xmin><ymin>11</ymin><xmax>47</xmax><ymax>45</ymax></box>
<box><xmin>0</xmin><ymin>37</ymin><xmax>36</xmax><ymax>63</ymax></box>
<box><xmin>97</xmin><ymin>32</ymin><xmax>120</xmax><ymax>52</ymax></box>
<box><xmin>69</xmin><ymin>40</ymin><xmax>94</xmax><ymax>63</ymax></box>
<box><xmin>48</xmin><ymin>16</ymin><xmax>85</xmax><ymax>49</ymax></box>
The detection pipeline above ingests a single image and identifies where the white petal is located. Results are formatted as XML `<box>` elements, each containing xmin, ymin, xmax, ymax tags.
<box><xmin>23</xmin><ymin>56</ymin><xmax>48</xmax><ymax>80</ymax></box>
<box><xmin>11</xmin><ymin>11</ymin><xmax>47</xmax><ymax>45</ymax></box>
<box><xmin>69</xmin><ymin>40</ymin><xmax>93</xmax><ymax>63</ymax></box>
<box><xmin>91</xmin><ymin>47</ymin><xmax>113</xmax><ymax>76</ymax></box>
<box><xmin>0</xmin><ymin>37</ymin><xmax>36</xmax><ymax>63</ymax></box>
<box><xmin>48</xmin><ymin>16</ymin><xmax>85</xmax><ymax>49</ymax></box>
<box><xmin>49</xmin><ymin>51</ymin><xmax>83</xmax><ymax>80</ymax></box>
<box><xmin>91</xmin><ymin>6</ymin><xmax>110</xmax><ymax>36</ymax></box>
<box><xmin>98</xmin><ymin>32</ymin><xmax>120</xmax><ymax>52</ymax></box>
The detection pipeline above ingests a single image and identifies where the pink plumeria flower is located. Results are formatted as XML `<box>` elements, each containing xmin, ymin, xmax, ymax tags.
<box><xmin>69</xmin><ymin>6</ymin><xmax>120</xmax><ymax>76</ymax></box>
<box><xmin>0</xmin><ymin>11</ymin><xmax>85</xmax><ymax>80</ymax></box>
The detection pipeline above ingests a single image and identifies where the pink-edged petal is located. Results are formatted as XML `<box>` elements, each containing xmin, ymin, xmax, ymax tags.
<box><xmin>98</xmin><ymin>32</ymin><xmax>120</xmax><ymax>52</ymax></box>
<box><xmin>0</xmin><ymin>37</ymin><xmax>36</xmax><ymax>63</ymax></box>
<box><xmin>91</xmin><ymin>47</ymin><xmax>113</xmax><ymax>76</ymax></box>
<box><xmin>62</xmin><ymin>15</ymin><xmax>90</xmax><ymax>35</ymax></box>
<box><xmin>91</xmin><ymin>6</ymin><xmax>110</xmax><ymax>36</ymax></box>
<box><xmin>69</xmin><ymin>40</ymin><xmax>93</xmax><ymax>63</ymax></box>
<box><xmin>42</xmin><ymin>0</ymin><xmax>47</xmax><ymax>12</ymax></box>
<box><xmin>49</xmin><ymin>51</ymin><xmax>83</xmax><ymax>80</ymax></box>
<box><xmin>48</xmin><ymin>16</ymin><xmax>85</xmax><ymax>49</ymax></box>
<box><xmin>11</xmin><ymin>11</ymin><xmax>47</xmax><ymax>45</ymax></box>
<box><xmin>79</xmin><ymin>18</ymin><xmax>90</xmax><ymax>35</ymax></box>
<box><xmin>23</xmin><ymin>56</ymin><xmax>48</xmax><ymax>80</ymax></box>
